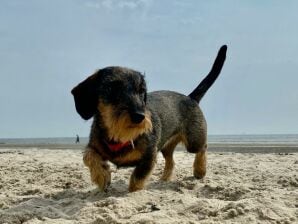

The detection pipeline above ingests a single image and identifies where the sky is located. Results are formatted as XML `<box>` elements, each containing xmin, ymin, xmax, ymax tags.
<box><xmin>0</xmin><ymin>0</ymin><xmax>297</xmax><ymax>138</ymax></box>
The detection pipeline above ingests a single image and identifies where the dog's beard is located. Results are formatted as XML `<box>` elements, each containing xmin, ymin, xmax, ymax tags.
<box><xmin>98</xmin><ymin>102</ymin><xmax>152</xmax><ymax>143</ymax></box>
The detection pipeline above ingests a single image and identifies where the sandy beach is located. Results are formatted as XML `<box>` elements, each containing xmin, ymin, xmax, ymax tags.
<box><xmin>0</xmin><ymin>145</ymin><xmax>297</xmax><ymax>224</ymax></box>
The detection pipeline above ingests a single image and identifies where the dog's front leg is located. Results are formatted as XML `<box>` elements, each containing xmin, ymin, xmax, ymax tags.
<box><xmin>129</xmin><ymin>151</ymin><xmax>156</xmax><ymax>192</ymax></box>
<box><xmin>83</xmin><ymin>147</ymin><xmax>111</xmax><ymax>191</ymax></box>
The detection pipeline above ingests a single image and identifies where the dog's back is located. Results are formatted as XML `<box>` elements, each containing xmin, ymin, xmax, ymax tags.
<box><xmin>148</xmin><ymin>90</ymin><xmax>204</xmax><ymax>150</ymax></box>
<box><xmin>147</xmin><ymin>45</ymin><xmax>227</xmax><ymax>152</ymax></box>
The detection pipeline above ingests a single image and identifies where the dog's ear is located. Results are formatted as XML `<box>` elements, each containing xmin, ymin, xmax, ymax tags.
<box><xmin>71</xmin><ymin>74</ymin><xmax>99</xmax><ymax>120</ymax></box>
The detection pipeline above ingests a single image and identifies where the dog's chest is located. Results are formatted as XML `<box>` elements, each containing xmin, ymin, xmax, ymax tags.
<box><xmin>110</xmin><ymin>148</ymin><xmax>143</xmax><ymax>167</ymax></box>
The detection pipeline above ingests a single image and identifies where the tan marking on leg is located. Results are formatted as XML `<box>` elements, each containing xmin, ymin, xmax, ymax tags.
<box><xmin>193</xmin><ymin>148</ymin><xmax>207</xmax><ymax>179</ymax></box>
<box><xmin>111</xmin><ymin>147</ymin><xmax>143</xmax><ymax>166</ymax></box>
<box><xmin>160</xmin><ymin>156</ymin><xmax>174</xmax><ymax>181</ymax></box>
<box><xmin>128</xmin><ymin>175</ymin><xmax>147</xmax><ymax>192</ymax></box>
<box><xmin>128</xmin><ymin>152</ymin><xmax>156</xmax><ymax>192</ymax></box>
<box><xmin>83</xmin><ymin>147</ymin><xmax>111</xmax><ymax>191</ymax></box>
<box><xmin>160</xmin><ymin>134</ymin><xmax>182</xmax><ymax>181</ymax></box>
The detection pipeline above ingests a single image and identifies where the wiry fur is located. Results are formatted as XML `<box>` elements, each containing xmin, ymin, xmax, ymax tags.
<box><xmin>72</xmin><ymin>45</ymin><xmax>227</xmax><ymax>192</ymax></box>
<box><xmin>83</xmin><ymin>147</ymin><xmax>111</xmax><ymax>191</ymax></box>
<box><xmin>98</xmin><ymin>101</ymin><xmax>152</xmax><ymax>143</ymax></box>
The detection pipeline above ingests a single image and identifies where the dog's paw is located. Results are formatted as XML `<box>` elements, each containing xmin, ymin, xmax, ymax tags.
<box><xmin>193</xmin><ymin>151</ymin><xmax>206</xmax><ymax>179</ymax></box>
<box><xmin>160</xmin><ymin>173</ymin><xmax>173</xmax><ymax>182</ymax></box>
<box><xmin>193</xmin><ymin>168</ymin><xmax>206</xmax><ymax>179</ymax></box>
<box><xmin>128</xmin><ymin>176</ymin><xmax>145</xmax><ymax>192</ymax></box>
<box><xmin>91</xmin><ymin>167</ymin><xmax>111</xmax><ymax>191</ymax></box>
<box><xmin>83</xmin><ymin>147</ymin><xmax>111</xmax><ymax>191</ymax></box>
<box><xmin>160</xmin><ymin>167</ymin><xmax>174</xmax><ymax>181</ymax></box>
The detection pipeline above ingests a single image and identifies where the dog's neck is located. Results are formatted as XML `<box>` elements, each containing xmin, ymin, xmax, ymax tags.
<box><xmin>93</xmin><ymin>115</ymin><xmax>135</xmax><ymax>152</ymax></box>
<box><xmin>104</xmin><ymin>139</ymin><xmax>134</xmax><ymax>152</ymax></box>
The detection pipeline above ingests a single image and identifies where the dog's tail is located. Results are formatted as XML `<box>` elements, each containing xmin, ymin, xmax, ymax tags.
<box><xmin>189</xmin><ymin>45</ymin><xmax>227</xmax><ymax>103</ymax></box>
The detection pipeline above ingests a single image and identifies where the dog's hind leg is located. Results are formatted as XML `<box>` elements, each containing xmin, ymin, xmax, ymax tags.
<box><xmin>193</xmin><ymin>149</ymin><xmax>207</xmax><ymax>179</ymax></box>
<box><xmin>185</xmin><ymin>140</ymin><xmax>207</xmax><ymax>179</ymax></box>
<box><xmin>184</xmin><ymin>123</ymin><xmax>208</xmax><ymax>179</ymax></box>
<box><xmin>185</xmin><ymin>139</ymin><xmax>207</xmax><ymax>179</ymax></box>
<box><xmin>160</xmin><ymin>135</ymin><xmax>181</xmax><ymax>181</ymax></box>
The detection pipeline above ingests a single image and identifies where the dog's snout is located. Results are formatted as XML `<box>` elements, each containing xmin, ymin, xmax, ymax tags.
<box><xmin>131</xmin><ymin>112</ymin><xmax>145</xmax><ymax>124</ymax></box>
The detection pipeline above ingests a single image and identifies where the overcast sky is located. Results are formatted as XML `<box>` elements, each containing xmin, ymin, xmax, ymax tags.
<box><xmin>0</xmin><ymin>0</ymin><xmax>297</xmax><ymax>138</ymax></box>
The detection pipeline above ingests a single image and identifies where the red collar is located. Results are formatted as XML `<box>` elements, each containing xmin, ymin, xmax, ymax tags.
<box><xmin>105</xmin><ymin>140</ymin><xmax>133</xmax><ymax>152</ymax></box>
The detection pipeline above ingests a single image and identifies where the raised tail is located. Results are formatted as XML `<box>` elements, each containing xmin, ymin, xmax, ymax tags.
<box><xmin>189</xmin><ymin>45</ymin><xmax>227</xmax><ymax>103</ymax></box>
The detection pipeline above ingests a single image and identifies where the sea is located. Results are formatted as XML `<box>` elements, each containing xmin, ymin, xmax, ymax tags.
<box><xmin>0</xmin><ymin>134</ymin><xmax>298</xmax><ymax>145</ymax></box>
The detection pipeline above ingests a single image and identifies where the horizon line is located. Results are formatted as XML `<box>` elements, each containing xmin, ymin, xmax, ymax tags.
<box><xmin>1</xmin><ymin>133</ymin><xmax>298</xmax><ymax>139</ymax></box>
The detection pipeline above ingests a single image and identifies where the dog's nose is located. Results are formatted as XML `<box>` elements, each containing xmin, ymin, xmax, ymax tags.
<box><xmin>131</xmin><ymin>112</ymin><xmax>145</xmax><ymax>124</ymax></box>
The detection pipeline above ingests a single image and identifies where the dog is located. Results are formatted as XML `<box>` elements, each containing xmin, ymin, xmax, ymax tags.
<box><xmin>71</xmin><ymin>45</ymin><xmax>227</xmax><ymax>192</ymax></box>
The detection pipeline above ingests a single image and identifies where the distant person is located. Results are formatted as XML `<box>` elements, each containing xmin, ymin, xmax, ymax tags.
<box><xmin>76</xmin><ymin>134</ymin><xmax>80</xmax><ymax>144</ymax></box>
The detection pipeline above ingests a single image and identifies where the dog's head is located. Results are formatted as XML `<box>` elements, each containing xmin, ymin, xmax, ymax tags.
<box><xmin>71</xmin><ymin>66</ymin><xmax>152</xmax><ymax>142</ymax></box>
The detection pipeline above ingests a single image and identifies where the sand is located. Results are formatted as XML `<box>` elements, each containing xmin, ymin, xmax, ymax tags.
<box><xmin>0</xmin><ymin>147</ymin><xmax>297</xmax><ymax>224</ymax></box>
